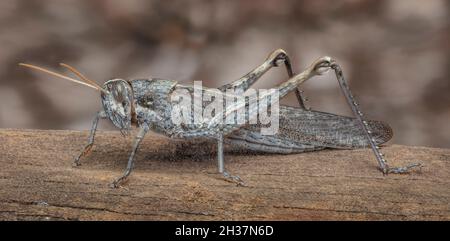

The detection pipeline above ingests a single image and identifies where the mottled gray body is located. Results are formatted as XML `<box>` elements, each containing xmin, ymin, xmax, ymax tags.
<box><xmin>68</xmin><ymin>49</ymin><xmax>420</xmax><ymax>187</ymax></box>
<box><xmin>125</xmin><ymin>78</ymin><xmax>391</xmax><ymax>153</ymax></box>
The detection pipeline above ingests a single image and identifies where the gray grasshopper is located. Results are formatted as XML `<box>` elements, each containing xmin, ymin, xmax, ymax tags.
<box><xmin>20</xmin><ymin>49</ymin><xmax>421</xmax><ymax>187</ymax></box>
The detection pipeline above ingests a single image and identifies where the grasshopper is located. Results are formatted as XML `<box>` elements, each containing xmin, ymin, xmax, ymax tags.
<box><xmin>20</xmin><ymin>49</ymin><xmax>421</xmax><ymax>187</ymax></box>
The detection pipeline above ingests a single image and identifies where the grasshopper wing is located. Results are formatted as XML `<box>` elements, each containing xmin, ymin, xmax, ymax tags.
<box><xmin>228</xmin><ymin>105</ymin><xmax>393</xmax><ymax>152</ymax></box>
<box><xmin>277</xmin><ymin>106</ymin><xmax>393</xmax><ymax>149</ymax></box>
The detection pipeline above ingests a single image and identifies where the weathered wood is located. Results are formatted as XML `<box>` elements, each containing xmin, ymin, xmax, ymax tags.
<box><xmin>0</xmin><ymin>129</ymin><xmax>449</xmax><ymax>220</ymax></box>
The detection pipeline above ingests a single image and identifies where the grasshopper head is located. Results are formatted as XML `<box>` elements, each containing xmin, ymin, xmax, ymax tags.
<box><xmin>17</xmin><ymin>63</ymin><xmax>135</xmax><ymax>135</ymax></box>
<box><xmin>101</xmin><ymin>79</ymin><xmax>134</xmax><ymax>135</ymax></box>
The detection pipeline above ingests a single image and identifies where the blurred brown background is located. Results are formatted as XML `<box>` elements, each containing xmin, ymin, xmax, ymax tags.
<box><xmin>0</xmin><ymin>0</ymin><xmax>448</xmax><ymax>148</ymax></box>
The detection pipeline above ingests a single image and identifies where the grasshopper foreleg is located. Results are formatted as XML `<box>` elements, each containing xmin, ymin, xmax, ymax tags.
<box><xmin>111</xmin><ymin>125</ymin><xmax>148</xmax><ymax>188</ymax></box>
<box><xmin>73</xmin><ymin>111</ymin><xmax>106</xmax><ymax>167</ymax></box>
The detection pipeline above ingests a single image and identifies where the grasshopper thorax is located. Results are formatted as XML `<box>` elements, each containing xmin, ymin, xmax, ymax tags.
<box><xmin>101</xmin><ymin>79</ymin><xmax>134</xmax><ymax>134</ymax></box>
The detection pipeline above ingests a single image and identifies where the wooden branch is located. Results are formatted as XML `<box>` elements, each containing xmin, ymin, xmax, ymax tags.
<box><xmin>0</xmin><ymin>129</ymin><xmax>449</xmax><ymax>220</ymax></box>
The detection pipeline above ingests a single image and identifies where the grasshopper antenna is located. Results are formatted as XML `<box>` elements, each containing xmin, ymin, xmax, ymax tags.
<box><xmin>59</xmin><ymin>63</ymin><xmax>105</xmax><ymax>92</ymax></box>
<box><xmin>18</xmin><ymin>63</ymin><xmax>107</xmax><ymax>94</ymax></box>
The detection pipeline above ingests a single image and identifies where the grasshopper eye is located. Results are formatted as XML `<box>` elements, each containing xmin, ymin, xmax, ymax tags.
<box><xmin>113</xmin><ymin>89</ymin><xmax>125</xmax><ymax>103</ymax></box>
<box><xmin>101</xmin><ymin>79</ymin><xmax>133</xmax><ymax>121</ymax></box>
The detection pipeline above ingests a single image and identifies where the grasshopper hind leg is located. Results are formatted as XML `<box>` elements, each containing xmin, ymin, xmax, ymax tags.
<box><xmin>73</xmin><ymin>111</ymin><xmax>106</xmax><ymax>167</ymax></box>
<box><xmin>218</xmin><ymin>49</ymin><xmax>309</xmax><ymax>109</ymax></box>
<box><xmin>330</xmin><ymin>63</ymin><xmax>422</xmax><ymax>174</ymax></box>
<box><xmin>217</xmin><ymin>133</ymin><xmax>245</xmax><ymax>186</ymax></box>
<box><xmin>275</xmin><ymin>51</ymin><xmax>309</xmax><ymax>110</ymax></box>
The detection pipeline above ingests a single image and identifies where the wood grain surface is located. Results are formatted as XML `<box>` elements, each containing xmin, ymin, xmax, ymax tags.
<box><xmin>0</xmin><ymin>129</ymin><xmax>448</xmax><ymax>220</ymax></box>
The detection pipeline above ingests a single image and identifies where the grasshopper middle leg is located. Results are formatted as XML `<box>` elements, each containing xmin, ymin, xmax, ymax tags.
<box><xmin>217</xmin><ymin>133</ymin><xmax>245</xmax><ymax>186</ymax></box>
<box><xmin>73</xmin><ymin>110</ymin><xmax>106</xmax><ymax>167</ymax></box>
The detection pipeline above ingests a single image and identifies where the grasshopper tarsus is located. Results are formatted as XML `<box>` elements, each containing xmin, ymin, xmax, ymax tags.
<box><xmin>72</xmin><ymin>161</ymin><xmax>81</xmax><ymax>167</ymax></box>
<box><xmin>73</xmin><ymin>143</ymin><xmax>93</xmax><ymax>166</ymax></box>
<box><xmin>110</xmin><ymin>177</ymin><xmax>128</xmax><ymax>189</ymax></box>
<box><xmin>380</xmin><ymin>162</ymin><xmax>422</xmax><ymax>175</ymax></box>
<box><xmin>387</xmin><ymin>163</ymin><xmax>423</xmax><ymax>174</ymax></box>
<box><xmin>223</xmin><ymin>171</ymin><xmax>245</xmax><ymax>186</ymax></box>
